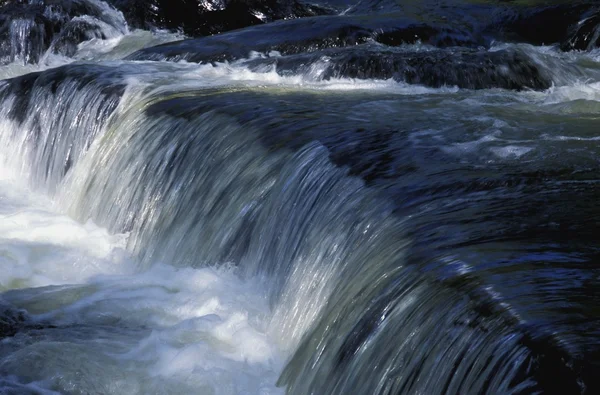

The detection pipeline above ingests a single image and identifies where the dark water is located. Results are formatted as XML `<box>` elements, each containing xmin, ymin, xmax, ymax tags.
<box><xmin>0</xmin><ymin>1</ymin><xmax>599</xmax><ymax>394</ymax></box>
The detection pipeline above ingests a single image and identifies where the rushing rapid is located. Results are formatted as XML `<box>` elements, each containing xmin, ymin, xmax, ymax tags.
<box><xmin>0</xmin><ymin>0</ymin><xmax>599</xmax><ymax>394</ymax></box>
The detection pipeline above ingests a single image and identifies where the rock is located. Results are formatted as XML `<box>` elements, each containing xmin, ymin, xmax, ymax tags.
<box><xmin>374</xmin><ymin>22</ymin><xmax>479</xmax><ymax>48</ymax></box>
<box><xmin>0</xmin><ymin>0</ymin><xmax>127</xmax><ymax>64</ymax></box>
<box><xmin>489</xmin><ymin>2</ymin><xmax>597</xmax><ymax>47</ymax></box>
<box><xmin>243</xmin><ymin>46</ymin><xmax>552</xmax><ymax>91</ymax></box>
<box><xmin>127</xmin><ymin>11</ymin><xmax>549</xmax><ymax>91</ymax></box>
<box><xmin>50</xmin><ymin>17</ymin><xmax>115</xmax><ymax>57</ymax></box>
<box><xmin>561</xmin><ymin>9</ymin><xmax>600</xmax><ymax>51</ymax></box>
<box><xmin>126</xmin><ymin>16</ymin><xmax>371</xmax><ymax>63</ymax></box>
<box><xmin>0</xmin><ymin>303</ymin><xmax>28</xmax><ymax>338</ymax></box>
<box><xmin>0</xmin><ymin>2</ymin><xmax>51</xmax><ymax>64</ymax></box>
<box><xmin>346</xmin><ymin>0</ymin><xmax>600</xmax><ymax>51</ymax></box>
<box><xmin>0</xmin><ymin>301</ymin><xmax>57</xmax><ymax>339</ymax></box>
<box><xmin>106</xmin><ymin>0</ymin><xmax>334</xmax><ymax>36</ymax></box>
<box><xmin>127</xmin><ymin>14</ymin><xmax>484</xmax><ymax>63</ymax></box>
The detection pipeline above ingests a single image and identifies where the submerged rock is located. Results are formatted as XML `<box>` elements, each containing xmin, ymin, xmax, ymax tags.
<box><xmin>0</xmin><ymin>302</ymin><xmax>55</xmax><ymax>338</ymax></box>
<box><xmin>0</xmin><ymin>63</ymin><xmax>125</xmax><ymax>124</ymax></box>
<box><xmin>0</xmin><ymin>303</ymin><xmax>27</xmax><ymax>338</ymax></box>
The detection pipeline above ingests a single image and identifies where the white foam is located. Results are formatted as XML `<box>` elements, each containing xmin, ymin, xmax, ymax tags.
<box><xmin>74</xmin><ymin>29</ymin><xmax>185</xmax><ymax>62</ymax></box>
<box><xmin>0</xmin><ymin>54</ymin><xmax>72</xmax><ymax>80</ymax></box>
<box><xmin>541</xmin><ymin>134</ymin><xmax>600</xmax><ymax>141</ymax></box>
<box><xmin>0</xmin><ymin>177</ymin><xmax>131</xmax><ymax>290</ymax></box>
<box><xmin>34</xmin><ymin>265</ymin><xmax>283</xmax><ymax>387</ymax></box>
<box><xmin>489</xmin><ymin>145</ymin><xmax>534</xmax><ymax>159</ymax></box>
<box><xmin>525</xmin><ymin>81</ymin><xmax>600</xmax><ymax>104</ymax></box>
<box><xmin>0</xmin><ymin>168</ymin><xmax>286</xmax><ymax>394</ymax></box>
<box><xmin>441</xmin><ymin>134</ymin><xmax>499</xmax><ymax>155</ymax></box>
<box><xmin>0</xmin><ymin>27</ymin><xmax>183</xmax><ymax>80</ymax></box>
<box><xmin>133</xmin><ymin>59</ymin><xmax>460</xmax><ymax>95</ymax></box>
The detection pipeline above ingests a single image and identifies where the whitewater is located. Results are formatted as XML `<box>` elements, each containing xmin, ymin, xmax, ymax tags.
<box><xmin>0</xmin><ymin>0</ymin><xmax>599</xmax><ymax>394</ymax></box>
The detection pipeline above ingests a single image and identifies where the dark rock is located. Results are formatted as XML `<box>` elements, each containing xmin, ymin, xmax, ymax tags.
<box><xmin>0</xmin><ymin>0</ymin><xmax>126</xmax><ymax>64</ymax></box>
<box><xmin>345</xmin><ymin>0</ymin><xmax>600</xmax><ymax>51</ymax></box>
<box><xmin>489</xmin><ymin>2</ymin><xmax>597</xmax><ymax>47</ymax></box>
<box><xmin>0</xmin><ymin>302</ymin><xmax>55</xmax><ymax>338</ymax></box>
<box><xmin>374</xmin><ymin>22</ymin><xmax>479</xmax><ymax>48</ymax></box>
<box><xmin>50</xmin><ymin>18</ymin><xmax>108</xmax><ymax>56</ymax></box>
<box><xmin>127</xmin><ymin>14</ymin><xmax>484</xmax><ymax>63</ymax></box>
<box><xmin>561</xmin><ymin>9</ymin><xmax>600</xmax><ymax>51</ymax></box>
<box><xmin>128</xmin><ymin>10</ymin><xmax>553</xmax><ymax>91</ymax></box>
<box><xmin>0</xmin><ymin>2</ymin><xmax>52</xmax><ymax>64</ymax></box>
<box><xmin>0</xmin><ymin>303</ymin><xmax>28</xmax><ymax>338</ymax></box>
<box><xmin>106</xmin><ymin>0</ymin><xmax>334</xmax><ymax>36</ymax></box>
<box><xmin>127</xmin><ymin>16</ymin><xmax>373</xmax><ymax>63</ymax></box>
<box><xmin>243</xmin><ymin>46</ymin><xmax>552</xmax><ymax>91</ymax></box>
<box><xmin>103</xmin><ymin>0</ymin><xmax>157</xmax><ymax>30</ymax></box>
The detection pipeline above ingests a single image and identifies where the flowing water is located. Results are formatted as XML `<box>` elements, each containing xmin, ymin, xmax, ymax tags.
<box><xmin>0</xmin><ymin>1</ymin><xmax>599</xmax><ymax>394</ymax></box>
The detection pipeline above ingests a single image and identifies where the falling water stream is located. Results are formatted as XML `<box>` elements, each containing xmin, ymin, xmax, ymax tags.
<box><xmin>0</xmin><ymin>0</ymin><xmax>599</xmax><ymax>394</ymax></box>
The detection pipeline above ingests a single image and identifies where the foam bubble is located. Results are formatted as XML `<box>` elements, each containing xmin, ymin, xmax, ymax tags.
<box><xmin>489</xmin><ymin>145</ymin><xmax>534</xmax><ymax>159</ymax></box>
<box><xmin>0</xmin><ymin>171</ymin><xmax>285</xmax><ymax>394</ymax></box>
<box><xmin>0</xmin><ymin>177</ymin><xmax>131</xmax><ymax>290</ymax></box>
<box><xmin>531</xmin><ymin>82</ymin><xmax>600</xmax><ymax>104</ymax></box>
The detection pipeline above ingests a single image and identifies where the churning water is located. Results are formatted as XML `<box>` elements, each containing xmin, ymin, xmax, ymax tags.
<box><xmin>0</xmin><ymin>0</ymin><xmax>599</xmax><ymax>394</ymax></box>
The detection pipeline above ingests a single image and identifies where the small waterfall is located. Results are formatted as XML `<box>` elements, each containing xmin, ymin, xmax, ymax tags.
<box><xmin>1</xmin><ymin>0</ymin><xmax>129</xmax><ymax>66</ymax></box>
<box><xmin>8</xmin><ymin>18</ymin><xmax>45</xmax><ymax>65</ymax></box>
<box><xmin>0</xmin><ymin>0</ymin><xmax>599</xmax><ymax>393</ymax></box>
<box><xmin>0</xmin><ymin>64</ymin><xmax>125</xmax><ymax>192</ymax></box>
<box><xmin>0</xmin><ymin>62</ymin><xmax>590</xmax><ymax>393</ymax></box>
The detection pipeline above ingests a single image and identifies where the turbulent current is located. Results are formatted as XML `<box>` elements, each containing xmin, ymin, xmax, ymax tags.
<box><xmin>0</xmin><ymin>0</ymin><xmax>599</xmax><ymax>394</ymax></box>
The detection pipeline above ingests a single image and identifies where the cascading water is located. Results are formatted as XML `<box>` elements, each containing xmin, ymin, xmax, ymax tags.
<box><xmin>0</xmin><ymin>1</ymin><xmax>599</xmax><ymax>394</ymax></box>
<box><xmin>8</xmin><ymin>18</ymin><xmax>43</xmax><ymax>64</ymax></box>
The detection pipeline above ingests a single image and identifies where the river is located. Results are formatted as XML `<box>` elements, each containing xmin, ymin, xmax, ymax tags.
<box><xmin>0</xmin><ymin>1</ymin><xmax>599</xmax><ymax>394</ymax></box>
